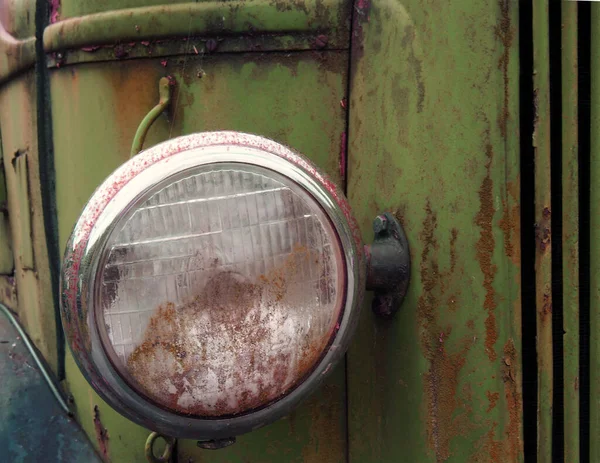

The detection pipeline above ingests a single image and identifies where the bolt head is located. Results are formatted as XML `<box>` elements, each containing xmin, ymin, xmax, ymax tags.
<box><xmin>373</xmin><ymin>215</ymin><xmax>388</xmax><ymax>234</ymax></box>
<box><xmin>315</xmin><ymin>34</ymin><xmax>328</xmax><ymax>49</ymax></box>
<box><xmin>206</xmin><ymin>39</ymin><xmax>218</xmax><ymax>52</ymax></box>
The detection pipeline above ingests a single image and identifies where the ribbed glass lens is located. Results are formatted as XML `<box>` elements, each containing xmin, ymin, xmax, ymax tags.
<box><xmin>97</xmin><ymin>163</ymin><xmax>344</xmax><ymax>417</ymax></box>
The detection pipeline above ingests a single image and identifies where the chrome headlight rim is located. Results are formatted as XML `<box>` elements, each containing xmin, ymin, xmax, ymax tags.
<box><xmin>60</xmin><ymin>131</ymin><xmax>365</xmax><ymax>439</ymax></box>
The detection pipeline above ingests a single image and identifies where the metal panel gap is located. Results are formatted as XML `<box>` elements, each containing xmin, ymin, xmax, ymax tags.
<box><xmin>519</xmin><ymin>0</ymin><xmax>537</xmax><ymax>460</ymax></box>
<box><xmin>35</xmin><ymin>0</ymin><xmax>64</xmax><ymax>380</ymax></box>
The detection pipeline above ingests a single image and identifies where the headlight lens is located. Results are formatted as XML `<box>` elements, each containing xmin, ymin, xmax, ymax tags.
<box><xmin>99</xmin><ymin>164</ymin><xmax>344</xmax><ymax>416</ymax></box>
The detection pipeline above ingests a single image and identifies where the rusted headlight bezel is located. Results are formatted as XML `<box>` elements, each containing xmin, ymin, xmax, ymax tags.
<box><xmin>60</xmin><ymin>132</ymin><xmax>365</xmax><ymax>439</ymax></box>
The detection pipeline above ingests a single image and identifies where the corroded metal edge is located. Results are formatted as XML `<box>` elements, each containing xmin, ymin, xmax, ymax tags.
<box><xmin>43</xmin><ymin>0</ymin><xmax>351</xmax><ymax>66</ymax></box>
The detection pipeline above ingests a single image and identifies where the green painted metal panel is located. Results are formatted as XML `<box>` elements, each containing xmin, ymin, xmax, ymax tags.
<box><xmin>532</xmin><ymin>1</ymin><xmax>552</xmax><ymax>461</ymax></box>
<box><xmin>44</xmin><ymin>0</ymin><xmax>351</xmax><ymax>54</ymax></box>
<box><xmin>590</xmin><ymin>5</ymin><xmax>600</xmax><ymax>462</ymax></box>
<box><xmin>51</xmin><ymin>52</ymin><xmax>348</xmax><ymax>462</ymax></box>
<box><xmin>0</xmin><ymin>0</ymin><xmax>36</xmax><ymax>39</ymax></box>
<box><xmin>561</xmin><ymin>3</ymin><xmax>580</xmax><ymax>462</ymax></box>
<box><xmin>346</xmin><ymin>1</ymin><xmax>522</xmax><ymax>462</ymax></box>
<box><xmin>0</xmin><ymin>72</ymin><xmax>58</xmax><ymax>373</ymax></box>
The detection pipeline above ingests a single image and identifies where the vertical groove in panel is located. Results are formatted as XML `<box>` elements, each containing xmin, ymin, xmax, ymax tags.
<box><xmin>561</xmin><ymin>3</ymin><xmax>580</xmax><ymax>462</ymax></box>
<box><xmin>532</xmin><ymin>0</ymin><xmax>553</xmax><ymax>461</ymax></box>
<box><xmin>589</xmin><ymin>5</ymin><xmax>600</xmax><ymax>463</ymax></box>
<box><xmin>578</xmin><ymin>4</ymin><xmax>591</xmax><ymax>461</ymax></box>
<box><xmin>35</xmin><ymin>0</ymin><xmax>64</xmax><ymax>379</ymax></box>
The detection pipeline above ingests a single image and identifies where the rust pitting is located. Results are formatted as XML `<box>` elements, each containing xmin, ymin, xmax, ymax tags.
<box><xmin>486</xmin><ymin>391</ymin><xmax>499</xmax><ymax>413</ymax></box>
<box><xmin>536</xmin><ymin>207</ymin><xmax>551</xmax><ymax>252</ymax></box>
<box><xmin>541</xmin><ymin>292</ymin><xmax>552</xmax><ymax>321</ymax></box>
<box><xmin>93</xmin><ymin>405</ymin><xmax>109</xmax><ymax>459</ymax></box>
<box><xmin>498</xmin><ymin>181</ymin><xmax>520</xmax><ymax>264</ymax></box>
<box><xmin>475</xmin><ymin>141</ymin><xmax>498</xmax><ymax>363</ymax></box>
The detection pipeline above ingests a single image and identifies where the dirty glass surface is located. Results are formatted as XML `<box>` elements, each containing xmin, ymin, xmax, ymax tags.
<box><xmin>98</xmin><ymin>164</ymin><xmax>344</xmax><ymax>416</ymax></box>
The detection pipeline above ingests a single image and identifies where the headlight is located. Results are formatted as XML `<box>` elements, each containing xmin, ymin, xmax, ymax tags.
<box><xmin>61</xmin><ymin>132</ymin><xmax>366</xmax><ymax>439</ymax></box>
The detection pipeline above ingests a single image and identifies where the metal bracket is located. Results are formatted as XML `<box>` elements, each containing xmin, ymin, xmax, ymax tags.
<box><xmin>365</xmin><ymin>212</ymin><xmax>411</xmax><ymax>318</ymax></box>
<box><xmin>145</xmin><ymin>432</ymin><xmax>175</xmax><ymax>463</ymax></box>
<box><xmin>130</xmin><ymin>77</ymin><xmax>173</xmax><ymax>157</ymax></box>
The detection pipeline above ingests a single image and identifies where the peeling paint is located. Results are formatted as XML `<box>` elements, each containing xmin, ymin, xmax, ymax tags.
<box><xmin>49</xmin><ymin>0</ymin><xmax>61</xmax><ymax>24</ymax></box>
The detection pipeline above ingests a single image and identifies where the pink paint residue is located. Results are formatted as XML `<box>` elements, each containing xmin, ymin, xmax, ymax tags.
<box><xmin>49</xmin><ymin>0</ymin><xmax>60</xmax><ymax>24</ymax></box>
<box><xmin>356</xmin><ymin>0</ymin><xmax>370</xmax><ymax>11</ymax></box>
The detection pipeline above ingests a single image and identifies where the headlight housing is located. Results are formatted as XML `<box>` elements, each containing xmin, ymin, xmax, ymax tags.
<box><xmin>61</xmin><ymin>132</ymin><xmax>365</xmax><ymax>439</ymax></box>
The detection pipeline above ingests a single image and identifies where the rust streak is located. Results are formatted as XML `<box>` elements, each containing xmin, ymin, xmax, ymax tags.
<box><xmin>475</xmin><ymin>142</ymin><xmax>498</xmax><ymax>362</ymax></box>
<box><xmin>93</xmin><ymin>405</ymin><xmax>109</xmax><ymax>460</ymax></box>
<box><xmin>418</xmin><ymin>202</ymin><xmax>473</xmax><ymax>462</ymax></box>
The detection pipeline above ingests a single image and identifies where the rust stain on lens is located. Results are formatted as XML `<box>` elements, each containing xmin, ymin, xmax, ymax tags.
<box><xmin>127</xmin><ymin>245</ymin><xmax>335</xmax><ymax>417</ymax></box>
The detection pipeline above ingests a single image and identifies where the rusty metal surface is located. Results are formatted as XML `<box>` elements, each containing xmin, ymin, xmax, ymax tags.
<box><xmin>52</xmin><ymin>51</ymin><xmax>349</xmax><ymax>461</ymax></box>
<box><xmin>43</xmin><ymin>0</ymin><xmax>351</xmax><ymax>65</ymax></box>
<box><xmin>0</xmin><ymin>72</ymin><xmax>58</xmax><ymax>373</ymax></box>
<box><xmin>346</xmin><ymin>0</ymin><xmax>522</xmax><ymax>461</ymax></box>
<box><xmin>0</xmin><ymin>306</ymin><xmax>101</xmax><ymax>463</ymax></box>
